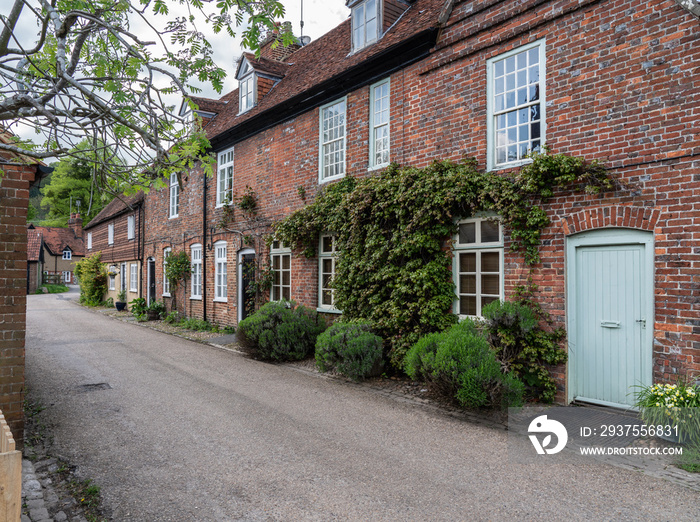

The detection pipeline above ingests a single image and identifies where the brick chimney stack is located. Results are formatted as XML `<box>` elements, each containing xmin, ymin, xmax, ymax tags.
<box><xmin>68</xmin><ymin>213</ymin><xmax>83</xmax><ymax>239</ymax></box>
<box><xmin>260</xmin><ymin>22</ymin><xmax>302</xmax><ymax>61</ymax></box>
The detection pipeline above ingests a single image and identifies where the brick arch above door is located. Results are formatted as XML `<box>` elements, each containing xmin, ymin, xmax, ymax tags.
<box><xmin>559</xmin><ymin>205</ymin><xmax>661</xmax><ymax>236</ymax></box>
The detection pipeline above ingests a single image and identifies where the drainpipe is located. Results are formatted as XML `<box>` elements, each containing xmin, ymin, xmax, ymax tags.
<box><xmin>202</xmin><ymin>172</ymin><xmax>208</xmax><ymax>322</ymax></box>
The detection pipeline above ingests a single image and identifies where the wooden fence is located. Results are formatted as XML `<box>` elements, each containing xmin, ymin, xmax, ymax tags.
<box><xmin>0</xmin><ymin>411</ymin><xmax>21</xmax><ymax>521</ymax></box>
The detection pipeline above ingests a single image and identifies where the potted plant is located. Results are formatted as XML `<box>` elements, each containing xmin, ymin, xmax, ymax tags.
<box><xmin>634</xmin><ymin>380</ymin><xmax>700</xmax><ymax>444</ymax></box>
<box><xmin>146</xmin><ymin>300</ymin><xmax>166</xmax><ymax>321</ymax></box>
<box><xmin>115</xmin><ymin>289</ymin><xmax>127</xmax><ymax>311</ymax></box>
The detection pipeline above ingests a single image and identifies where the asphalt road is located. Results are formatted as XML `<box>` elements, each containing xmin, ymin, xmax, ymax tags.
<box><xmin>25</xmin><ymin>288</ymin><xmax>699</xmax><ymax>521</ymax></box>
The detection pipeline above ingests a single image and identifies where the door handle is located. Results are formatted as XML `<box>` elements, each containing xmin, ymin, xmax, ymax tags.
<box><xmin>600</xmin><ymin>320</ymin><xmax>620</xmax><ymax>328</ymax></box>
<box><xmin>636</xmin><ymin>319</ymin><xmax>646</xmax><ymax>327</ymax></box>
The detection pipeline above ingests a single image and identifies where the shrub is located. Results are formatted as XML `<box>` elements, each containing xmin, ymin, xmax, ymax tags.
<box><xmin>237</xmin><ymin>301</ymin><xmax>326</xmax><ymax>361</ymax></box>
<box><xmin>130</xmin><ymin>298</ymin><xmax>147</xmax><ymax>318</ymax></box>
<box><xmin>163</xmin><ymin>311</ymin><xmax>180</xmax><ymax>324</ymax></box>
<box><xmin>405</xmin><ymin>320</ymin><xmax>524</xmax><ymax>409</ymax></box>
<box><xmin>482</xmin><ymin>299</ymin><xmax>566</xmax><ymax>402</ymax></box>
<box><xmin>148</xmin><ymin>300</ymin><xmax>166</xmax><ymax>319</ymax></box>
<box><xmin>74</xmin><ymin>253</ymin><xmax>107</xmax><ymax>306</ymax></box>
<box><xmin>315</xmin><ymin>320</ymin><xmax>383</xmax><ymax>381</ymax></box>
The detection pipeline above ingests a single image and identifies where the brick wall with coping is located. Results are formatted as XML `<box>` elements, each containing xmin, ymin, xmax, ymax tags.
<box><xmin>1</xmin><ymin>163</ymin><xmax>38</xmax><ymax>447</ymax></box>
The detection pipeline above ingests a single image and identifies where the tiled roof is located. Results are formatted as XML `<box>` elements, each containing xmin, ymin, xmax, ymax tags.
<box><xmin>189</xmin><ymin>96</ymin><xmax>228</xmax><ymax>115</ymax></box>
<box><xmin>33</xmin><ymin>226</ymin><xmax>85</xmax><ymax>257</ymax></box>
<box><xmin>27</xmin><ymin>229</ymin><xmax>42</xmax><ymax>262</ymax></box>
<box><xmin>84</xmin><ymin>192</ymin><xmax>144</xmax><ymax>229</ymax></box>
<box><xmin>241</xmin><ymin>53</ymin><xmax>290</xmax><ymax>78</ymax></box>
<box><xmin>204</xmin><ymin>0</ymin><xmax>447</xmax><ymax>141</ymax></box>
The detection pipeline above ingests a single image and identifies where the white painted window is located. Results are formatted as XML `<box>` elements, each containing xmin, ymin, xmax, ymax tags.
<box><xmin>163</xmin><ymin>248</ymin><xmax>171</xmax><ymax>296</ymax></box>
<box><xmin>62</xmin><ymin>271</ymin><xmax>71</xmax><ymax>283</ymax></box>
<box><xmin>271</xmin><ymin>240</ymin><xmax>291</xmax><ymax>302</ymax></box>
<box><xmin>169</xmin><ymin>173</ymin><xmax>179</xmax><ymax>218</ymax></box>
<box><xmin>453</xmin><ymin>217</ymin><xmax>504</xmax><ymax>318</ymax></box>
<box><xmin>487</xmin><ymin>40</ymin><xmax>545</xmax><ymax>170</ymax></box>
<box><xmin>129</xmin><ymin>263</ymin><xmax>138</xmax><ymax>292</ymax></box>
<box><xmin>109</xmin><ymin>273</ymin><xmax>115</xmax><ymax>291</ymax></box>
<box><xmin>108</xmin><ymin>223</ymin><xmax>114</xmax><ymax>245</ymax></box>
<box><xmin>127</xmin><ymin>215</ymin><xmax>135</xmax><ymax>240</ymax></box>
<box><xmin>370</xmin><ymin>79</ymin><xmax>390</xmax><ymax>168</ymax></box>
<box><xmin>87</xmin><ymin>232</ymin><xmax>92</xmax><ymax>250</ymax></box>
<box><xmin>217</xmin><ymin>147</ymin><xmax>234</xmax><ymax>206</ymax></box>
<box><xmin>214</xmin><ymin>241</ymin><xmax>227</xmax><ymax>301</ymax></box>
<box><xmin>352</xmin><ymin>0</ymin><xmax>379</xmax><ymax>51</ymax></box>
<box><xmin>191</xmin><ymin>244</ymin><xmax>202</xmax><ymax>299</ymax></box>
<box><xmin>62</xmin><ymin>249</ymin><xmax>72</xmax><ymax>260</ymax></box>
<box><xmin>318</xmin><ymin>234</ymin><xmax>339</xmax><ymax>311</ymax></box>
<box><xmin>319</xmin><ymin>99</ymin><xmax>346</xmax><ymax>183</ymax></box>
<box><xmin>239</xmin><ymin>73</ymin><xmax>256</xmax><ymax>113</ymax></box>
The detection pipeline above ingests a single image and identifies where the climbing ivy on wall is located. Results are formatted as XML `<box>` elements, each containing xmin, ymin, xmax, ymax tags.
<box><xmin>274</xmin><ymin>151</ymin><xmax>616</xmax><ymax>368</ymax></box>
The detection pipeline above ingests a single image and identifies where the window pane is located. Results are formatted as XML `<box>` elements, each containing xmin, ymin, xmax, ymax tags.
<box><xmin>460</xmin><ymin>296</ymin><xmax>477</xmax><ymax>316</ymax></box>
<box><xmin>458</xmin><ymin>222</ymin><xmax>476</xmax><ymax>244</ymax></box>
<box><xmin>482</xmin><ymin>296</ymin><xmax>499</xmax><ymax>308</ymax></box>
<box><xmin>282</xmin><ymin>271</ymin><xmax>290</xmax><ymax>286</ymax></box>
<box><xmin>481</xmin><ymin>252</ymin><xmax>500</xmax><ymax>273</ymax></box>
<box><xmin>282</xmin><ymin>255</ymin><xmax>290</xmax><ymax>270</ymax></box>
<box><xmin>482</xmin><ymin>274</ymin><xmax>500</xmax><ymax>295</ymax></box>
<box><xmin>283</xmin><ymin>288</ymin><xmax>291</xmax><ymax>300</ymax></box>
<box><xmin>460</xmin><ymin>274</ymin><xmax>476</xmax><ymax>294</ymax></box>
<box><xmin>322</xmin><ymin>236</ymin><xmax>333</xmax><ymax>253</ymax></box>
<box><xmin>322</xmin><ymin>290</ymin><xmax>332</xmax><ymax>306</ymax></box>
<box><xmin>481</xmin><ymin>221</ymin><xmax>500</xmax><ymax>243</ymax></box>
<box><xmin>459</xmin><ymin>252</ymin><xmax>476</xmax><ymax>272</ymax></box>
<box><xmin>323</xmin><ymin>258</ymin><xmax>333</xmax><ymax>273</ymax></box>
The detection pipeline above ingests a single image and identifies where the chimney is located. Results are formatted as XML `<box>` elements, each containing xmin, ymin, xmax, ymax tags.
<box><xmin>259</xmin><ymin>22</ymin><xmax>302</xmax><ymax>61</ymax></box>
<box><xmin>68</xmin><ymin>213</ymin><xmax>83</xmax><ymax>239</ymax></box>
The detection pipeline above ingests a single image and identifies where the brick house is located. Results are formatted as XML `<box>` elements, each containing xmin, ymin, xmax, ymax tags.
<box><xmin>26</xmin><ymin>227</ymin><xmax>44</xmax><ymax>294</ymax></box>
<box><xmin>144</xmin><ymin>0</ymin><xmax>699</xmax><ymax>407</ymax></box>
<box><xmin>83</xmin><ymin>192</ymin><xmax>145</xmax><ymax>304</ymax></box>
<box><xmin>30</xmin><ymin>214</ymin><xmax>85</xmax><ymax>285</ymax></box>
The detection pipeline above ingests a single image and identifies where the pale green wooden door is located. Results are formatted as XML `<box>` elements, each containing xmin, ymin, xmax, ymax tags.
<box><xmin>567</xmin><ymin>230</ymin><xmax>653</xmax><ymax>408</ymax></box>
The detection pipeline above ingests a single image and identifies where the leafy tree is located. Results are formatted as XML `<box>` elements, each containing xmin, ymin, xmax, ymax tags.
<box><xmin>0</xmin><ymin>0</ymin><xmax>294</xmax><ymax>191</ymax></box>
<box><xmin>39</xmin><ymin>140</ymin><xmax>113</xmax><ymax>226</ymax></box>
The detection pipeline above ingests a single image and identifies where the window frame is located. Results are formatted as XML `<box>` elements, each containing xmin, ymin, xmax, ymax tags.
<box><xmin>486</xmin><ymin>39</ymin><xmax>546</xmax><ymax>171</ymax></box>
<box><xmin>351</xmin><ymin>0</ymin><xmax>380</xmax><ymax>52</ymax></box>
<box><xmin>369</xmin><ymin>78</ymin><xmax>390</xmax><ymax>170</ymax></box>
<box><xmin>216</xmin><ymin>147</ymin><xmax>235</xmax><ymax>207</ymax></box>
<box><xmin>108</xmin><ymin>223</ymin><xmax>114</xmax><ymax>245</ymax></box>
<box><xmin>191</xmin><ymin>244</ymin><xmax>202</xmax><ymax>300</ymax></box>
<box><xmin>452</xmin><ymin>217</ymin><xmax>504</xmax><ymax>319</ymax></box>
<box><xmin>127</xmin><ymin>215</ymin><xmax>135</xmax><ymax>240</ymax></box>
<box><xmin>162</xmin><ymin>247</ymin><xmax>171</xmax><ymax>297</ymax></box>
<box><xmin>129</xmin><ymin>263</ymin><xmax>138</xmax><ymax>292</ymax></box>
<box><xmin>169</xmin><ymin>173</ymin><xmax>179</xmax><ymax>218</ymax></box>
<box><xmin>239</xmin><ymin>72</ymin><xmax>256</xmax><ymax>114</ymax></box>
<box><xmin>62</xmin><ymin>271</ymin><xmax>71</xmax><ymax>283</ymax></box>
<box><xmin>214</xmin><ymin>241</ymin><xmax>228</xmax><ymax>302</ymax></box>
<box><xmin>270</xmin><ymin>240</ymin><xmax>292</xmax><ymax>302</ymax></box>
<box><xmin>87</xmin><ymin>232</ymin><xmax>92</xmax><ymax>250</ymax></box>
<box><xmin>318</xmin><ymin>234</ymin><xmax>341</xmax><ymax>313</ymax></box>
<box><xmin>318</xmin><ymin>97</ymin><xmax>347</xmax><ymax>184</ymax></box>
<box><xmin>62</xmin><ymin>249</ymin><xmax>72</xmax><ymax>260</ymax></box>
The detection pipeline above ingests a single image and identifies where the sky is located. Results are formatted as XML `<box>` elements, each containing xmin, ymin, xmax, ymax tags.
<box><xmin>8</xmin><ymin>0</ymin><xmax>351</xmax><ymax>144</ymax></box>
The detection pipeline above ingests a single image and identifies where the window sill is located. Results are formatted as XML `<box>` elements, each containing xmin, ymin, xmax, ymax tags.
<box><xmin>190</xmin><ymin>296</ymin><xmax>202</xmax><ymax>301</ymax></box>
<box><xmin>488</xmin><ymin>157</ymin><xmax>533</xmax><ymax>172</ymax></box>
<box><xmin>318</xmin><ymin>173</ymin><xmax>345</xmax><ymax>185</ymax></box>
<box><xmin>367</xmin><ymin>163</ymin><xmax>389</xmax><ymax>173</ymax></box>
<box><xmin>169</xmin><ymin>215</ymin><xmax>179</xmax><ymax>220</ymax></box>
<box><xmin>162</xmin><ymin>293</ymin><xmax>171</xmax><ymax>298</ymax></box>
<box><xmin>317</xmin><ymin>307</ymin><xmax>342</xmax><ymax>314</ymax></box>
<box><xmin>213</xmin><ymin>298</ymin><xmax>228</xmax><ymax>303</ymax></box>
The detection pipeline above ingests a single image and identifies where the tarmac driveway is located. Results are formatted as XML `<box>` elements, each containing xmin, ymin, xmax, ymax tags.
<box><xmin>25</xmin><ymin>289</ymin><xmax>699</xmax><ymax>520</ymax></box>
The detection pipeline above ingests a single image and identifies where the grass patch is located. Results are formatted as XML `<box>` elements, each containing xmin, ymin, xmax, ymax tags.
<box><xmin>36</xmin><ymin>284</ymin><xmax>69</xmax><ymax>294</ymax></box>
<box><xmin>676</xmin><ymin>442</ymin><xmax>700</xmax><ymax>473</ymax></box>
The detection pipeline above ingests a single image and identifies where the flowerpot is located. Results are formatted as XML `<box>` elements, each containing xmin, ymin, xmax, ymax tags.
<box><xmin>115</xmin><ymin>301</ymin><xmax>126</xmax><ymax>311</ymax></box>
<box><xmin>146</xmin><ymin>310</ymin><xmax>159</xmax><ymax>321</ymax></box>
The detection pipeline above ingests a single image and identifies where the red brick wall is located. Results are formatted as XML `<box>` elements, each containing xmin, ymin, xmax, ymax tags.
<box><xmin>145</xmin><ymin>0</ymin><xmax>699</xmax><ymax>398</ymax></box>
<box><xmin>0</xmin><ymin>164</ymin><xmax>36</xmax><ymax>447</ymax></box>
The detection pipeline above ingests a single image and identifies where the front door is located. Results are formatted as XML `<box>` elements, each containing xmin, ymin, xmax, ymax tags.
<box><xmin>238</xmin><ymin>249</ymin><xmax>256</xmax><ymax>322</ymax></box>
<box><xmin>147</xmin><ymin>258</ymin><xmax>156</xmax><ymax>306</ymax></box>
<box><xmin>567</xmin><ymin>229</ymin><xmax>654</xmax><ymax>408</ymax></box>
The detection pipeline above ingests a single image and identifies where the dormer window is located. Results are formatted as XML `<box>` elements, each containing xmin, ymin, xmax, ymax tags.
<box><xmin>352</xmin><ymin>0</ymin><xmax>380</xmax><ymax>51</ymax></box>
<box><xmin>238</xmin><ymin>60</ymin><xmax>256</xmax><ymax>114</ymax></box>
